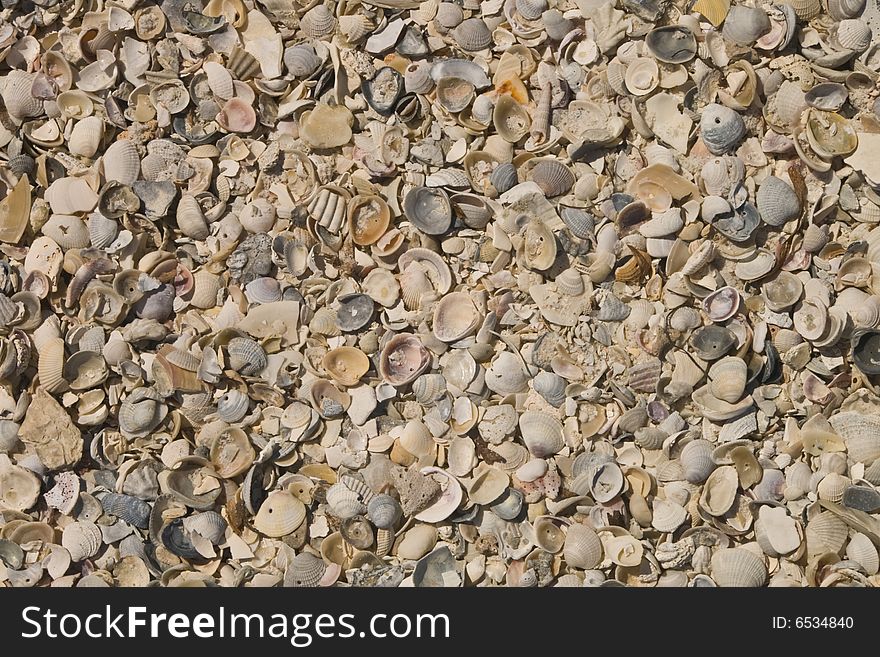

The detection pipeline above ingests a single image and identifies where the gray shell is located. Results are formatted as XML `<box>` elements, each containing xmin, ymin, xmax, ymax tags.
<box><xmin>336</xmin><ymin>293</ymin><xmax>376</xmax><ymax>332</ymax></box>
<box><xmin>451</xmin><ymin>18</ymin><xmax>492</xmax><ymax>51</ymax></box>
<box><xmin>101</xmin><ymin>492</ymin><xmax>151</xmax><ymax>528</ymax></box>
<box><xmin>700</xmin><ymin>104</ymin><xmax>746</xmax><ymax>155</ymax></box>
<box><xmin>489</xmin><ymin>163</ymin><xmax>518</xmax><ymax>194</ymax></box>
<box><xmin>403</xmin><ymin>186</ymin><xmax>454</xmax><ymax>235</ymax></box>
<box><xmin>645</xmin><ymin>25</ymin><xmax>697</xmax><ymax>64</ymax></box>
<box><xmin>689</xmin><ymin>325</ymin><xmax>737</xmax><ymax>361</ymax></box>
<box><xmin>226</xmin><ymin>337</ymin><xmax>268</xmax><ymax>375</ymax></box>
<box><xmin>721</xmin><ymin>6</ymin><xmax>771</xmax><ymax>45</ymax></box>
<box><xmin>367</xmin><ymin>494</ymin><xmax>402</xmax><ymax>529</ymax></box>
<box><xmin>756</xmin><ymin>176</ymin><xmax>800</xmax><ymax>227</ymax></box>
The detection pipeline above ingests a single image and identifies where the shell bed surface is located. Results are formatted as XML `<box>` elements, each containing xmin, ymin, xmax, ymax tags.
<box><xmin>3</xmin><ymin>0</ymin><xmax>880</xmax><ymax>590</ymax></box>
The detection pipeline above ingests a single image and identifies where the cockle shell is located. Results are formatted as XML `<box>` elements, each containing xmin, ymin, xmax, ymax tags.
<box><xmin>452</xmin><ymin>18</ymin><xmax>492</xmax><ymax>51</ymax></box>
<box><xmin>519</xmin><ymin>411</ymin><xmax>564</xmax><ymax>458</ymax></box>
<box><xmin>700</xmin><ymin>104</ymin><xmax>746</xmax><ymax>155</ymax></box>
<box><xmin>756</xmin><ymin>176</ymin><xmax>800</xmax><ymax>227</ymax></box>
<box><xmin>563</xmin><ymin>523</ymin><xmax>603</xmax><ymax>569</ymax></box>
<box><xmin>253</xmin><ymin>490</ymin><xmax>307</xmax><ymax>537</ymax></box>
<box><xmin>711</xmin><ymin>547</ymin><xmax>767</xmax><ymax>587</ymax></box>
<box><xmin>721</xmin><ymin>6</ymin><xmax>771</xmax><ymax>45</ymax></box>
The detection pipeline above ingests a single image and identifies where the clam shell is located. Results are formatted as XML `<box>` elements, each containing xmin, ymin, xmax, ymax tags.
<box><xmin>253</xmin><ymin>490</ymin><xmax>306</xmax><ymax>537</ymax></box>
<box><xmin>681</xmin><ymin>439</ymin><xmax>716</xmax><ymax>484</ymax></box>
<box><xmin>700</xmin><ymin>465</ymin><xmax>739</xmax><ymax>516</ymax></box>
<box><xmin>645</xmin><ymin>26</ymin><xmax>697</xmax><ymax>64</ymax></box>
<box><xmin>520</xmin><ymin>220</ymin><xmax>557</xmax><ymax>271</ymax></box>
<box><xmin>563</xmin><ymin>523</ymin><xmax>603</xmax><ymax>569</ymax></box>
<box><xmin>711</xmin><ymin>547</ymin><xmax>767</xmax><ymax>587</ymax></box>
<box><xmin>721</xmin><ymin>6</ymin><xmax>771</xmax><ymax>45</ymax></box>
<box><xmin>756</xmin><ymin>176</ymin><xmax>801</xmax><ymax>227</ymax></box>
<box><xmin>286</xmin><ymin>552</ymin><xmax>326</xmax><ymax>588</ymax></box>
<box><xmin>62</xmin><ymin>521</ymin><xmax>103</xmax><ymax>562</ymax></box>
<box><xmin>845</xmin><ymin>533</ymin><xmax>879</xmax><ymax>575</ymax></box>
<box><xmin>380</xmin><ymin>334</ymin><xmax>431</xmax><ymax>386</ymax></box>
<box><xmin>708</xmin><ymin>357</ymin><xmax>747</xmax><ymax>403</ymax></box>
<box><xmin>433</xmin><ymin>292</ymin><xmax>481</xmax><ymax>342</ymax></box>
<box><xmin>323</xmin><ymin>346</ymin><xmax>370</xmax><ymax>387</ymax></box>
<box><xmin>452</xmin><ymin>18</ymin><xmax>492</xmax><ymax>51</ymax></box>
<box><xmin>493</xmin><ymin>94</ymin><xmax>531</xmax><ymax>142</ymax></box>
<box><xmin>529</xmin><ymin>160</ymin><xmax>575</xmax><ymax>197</ymax></box>
<box><xmin>651</xmin><ymin>499</ymin><xmax>688</xmax><ymax>532</ymax></box>
<box><xmin>519</xmin><ymin>411</ymin><xmax>565</xmax><ymax>457</ymax></box>
<box><xmin>403</xmin><ymin>186</ymin><xmax>453</xmax><ymax>235</ymax></box>
<box><xmin>367</xmin><ymin>494</ymin><xmax>402</xmax><ymax>529</ymax></box>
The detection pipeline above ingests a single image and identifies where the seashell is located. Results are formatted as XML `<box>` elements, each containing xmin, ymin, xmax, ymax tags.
<box><xmin>711</xmin><ymin>547</ymin><xmax>767</xmax><ymax>587</ymax></box>
<box><xmin>493</xmin><ymin>94</ymin><xmax>531</xmax><ymax>143</ymax></box>
<box><xmin>284</xmin><ymin>44</ymin><xmax>321</xmax><ymax>78</ymax></box>
<box><xmin>435</xmin><ymin>76</ymin><xmax>475</xmax><ymax>114</ymax></box>
<box><xmin>533</xmin><ymin>371</ymin><xmax>567</xmax><ymax>408</ymax></box>
<box><xmin>226</xmin><ymin>337</ymin><xmax>267</xmax><ymax>375</ymax></box>
<box><xmin>703</xmin><ymin>286</ymin><xmax>740</xmax><ymax>323</ymax></box>
<box><xmin>363</xmin><ymin>268</ymin><xmax>400</xmax><ymax>308</ymax></box>
<box><xmin>804</xmin><ymin>511</ymin><xmax>848</xmax><ymax>557</ymax></box>
<box><xmin>700</xmin><ymin>104</ymin><xmax>746</xmax><ymax>155</ymax></box>
<box><xmin>721</xmin><ymin>6</ymin><xmax>771</xmax><ymax>45</ymax></box>
<box><xmin>285</xmin><ymin>551</ymin><xmax>326</xmax><ymax>588</ymax></box>
<box><xmin>693</xmin><ymin>0</ymin><xmax>730</xmax><ymax>25</ymax></box>
<box><xmin>323</xmin><ymin>347</ymin><xmax>370</xmax><ymax>387</ymax></box>
<box><xmin>519</xmin><ymin>411</ymin><xmax>565</xmax><ymax>458</ymax></box>
<box><xmin>299</xmin><ymin>104</ymin><xmax>354</xmax><ymax>150</ymax></box>
<box><xmin>308</xmin><ymin>185</ymin><xmax>350</xmax><ymax>234</ymax></box>
<box><xmin>380</xmin><ymin>334</ymin><xmax>431</xmax><ymax>386</ymax></box>
<box><xmin>101</xmin><ymin>492</ymin><xmax>150</xmax><ymax>528</ymax></box>
<box><xmin>828</xmin><ymin>0</ymin><xmax>866</xmax><ymax>19</ymax></box>
<box><xmin>403</xmin><ymin>186</ymin><xmax>453</xmax><ymax>235</ymax></box>
<box><xmin>829</xmin><ymin>412</ymin><xmax>880</xmax><ymax>463</ymax></box>
<box><xmin>68</xmin><ymin>116</ymin><xmax>105</xmax><ymax>158</ymax></box>
<box><xmin>367</xmin><ymin>494</ymin><xmax>402</xmax><ymax>529</ymax></box>
<box><xmin>348</xmin><ymin>195</ymin><xmax>391</xmax><ymax>246</ymax></box>
<box><xmin>763</xmin><ymin>272</ymin><xmax>803</xmax><ymax>312</ymax></box>
<box><xmin>590</xmin><ymin>462</ymin><xmax>625</xmax><ymax>503</ymax></box>
<box><xmin>846</xmin><ymin>533</ymin><xmax>879</xmax><ymax>575</ymax></box>
<box><xmin>700</xmin><ymin>466</ymin><xmax>739</xmax><ymax>516</ymax></box>
<box><xmin>62</xmin><ymin>521</ymin><xmax>103</xmax><ymax>562</ymax></box>
<box><xmin>253</xmin><ymin>490</ymin><xmax>306</xmax><ymax>537</ymax></box>
<box><xmin>852</xmin><ymin>329</ymin><xmax>880</xmax><ymax>376</ymax></box>
<box><xmin>645</xmin><ymin>26</ymin><xmax>697</xmax><ymax>64</ymax></box>
<box><xmin>756</xmin><ymin>176</ymin><xmax>801</xmax><ymax>227</ymax></box>
<box><xmin>651</xmin><ymin>499</ymin><xmax>688</xmax><ymax>532</ymax></box>
<box><xmin>563</xmin><ymin>523</ymin><xmax>603</xmax><ymax>569</ymax></box>
<box><xmin>362</xmin><ymin>67</ymin><xmax>405</xmax><ymax>116</ymax></box>
<box><xmin>708</xmin><ymin>357</ymin><xmax>747</xmax><ymax>403</ymax></box>
<box><xmin>520</xmin><ymin>220</ymin><xmax>557</xmax><ymax>271</ymax></box>
<box><xmin>102</xmin><ymin>139</ymin><xmax>141</xmax><ymax>186</ymax></box>
<box><xmin>336</xmin><ymin>294</ymin><xmax>375</xmax><ymax>332</ymax></box>
<box><xmin>529</xmin><ymin>160</ymin><xmax>575</xmax><ymax>197</ymax></box>
<box><xmin>835</xmin><ymin>19</ymin><xmax>872</xmax><ymax>52</ymax></box>
<box><xmin>433</xmin><ymin>292</ymin><xmax>481</xmax><ymax>342</ymax></box>
<box><xmin>215</xmin><ymin>389</ymin><xmax>249</xmax><ymax>423</ymax></box>
<box><xmin>300</xmin><ymin>5</ymin><xmax>337</xmax><ymax>38</ymax></box>
<box><xmin>2</xmin><ymin>70</ymin><xmax>43</xmax><ymax>122</ymax></box>
<box><xmin>805</xmin><ymin>111</ymin><xmax>858</xmax><ymax>160</ymax></box>
<box><xmin>734</xmin><ymin>249</ymin><xmax>776</xmax><ymax>281</ymax></box>
<box><xmin>793</xmin><ymin>297</ymin><xmax>829</xmax><ymax>341</ymax></box>
<box><xmin>0</xmin><ymin>454</ymin><xmax>41</xmax><ymax>511</ymax></box>
<box><xmin>397</xmin><ymin>524</ymin><xmax>439</xmax><ymax>560</ymax></box>
<box><xmin>533</xmin><ymin>516</ymin><xmax>565</xmax><ymax>552</ymax></box>
<box><xmin>805</xmin><ymin>83</ymin><xmax>848</xmax><ymax>112</ymax></box>
<box><xmin>452</xmin><ymin>18</ymin><xmax>492</xmax><ymax>51</ymax></box>
<box><xmin>681</xmin><ymin>439</ymin><xmax>717</xmax><ymax>484</ymax></box>
<box><xmin>690</xmin><ymin>325</ymin><xmax>736</xmax><ymax>361</ymax></box>
<box><xmin>624</xmin><ymin>58</ymin><xmax>660</xmax><ymax>96</ymax></box>
<box><xmin>176</xmin><ymin>195</ymin><xmax>209</xmax><ymax>240</ymax></box>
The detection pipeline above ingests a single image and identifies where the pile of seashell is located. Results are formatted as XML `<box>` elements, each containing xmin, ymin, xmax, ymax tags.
<box><xmin>3</xmin><ymin>0</ymin><xmax>880</xmax><ymax>589</ymax></box>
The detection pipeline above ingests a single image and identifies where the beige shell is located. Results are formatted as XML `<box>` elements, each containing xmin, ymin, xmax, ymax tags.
<box><xmin>362</xmin><ymin>268</ymin><xmax>400</xmax><ymax>307</ymax></box>
<box><xmin>42</xmin><ymin>215</ymin><xmax>91</xmax><ymax>250</ymax></box>
<box><xmin>102</xmin><ymin>139</ymin><xmax>141</xmax><ymax>185</ymax></box>
<box><xmin>176</xmin><ymin>194</ymin><xmax>210</xmax><ymax>240</ymax></box>
<box><xmin>493</xmin><ymin>94</ymin><xmax>531</xmax><ymax>142</ymax></box>
<box><xmin>829</xmin><ymin>412</ymin><xmax>880</xmax><ymax>464</ymax></box>
<box><xmin>209</xmin><ymin>427</ymin><xmax>254</xmax><ymax>479</ymax></box>
<box><xmin>519</xmin><ymin>411</ymin><xmax>564</xmax><ymax>457</ymax></box>
<box><xmin>707</xmin><ymin>356</ymin><xmax>747</xmax><ymax>403</ymax></box>
<box><xmin>62</xmin><ymin>521</ymin><xmax>103</xmax><ymax>562</ymax></box>
<box><xmin>189</xmin><ymin>270</ymin><xmax>222</xmax><ymax>309</ymax></box>
<box><xmin>804</xmin><ymin>511</ymin><xmax>848</xmax><ymax>557</ymax></box>
<box><xmin>286</xmin><ymin>552</ymin><xmax>327</xmax><ymax>587</ymax></box>
<box><xmin>322</xmin><ymin>347</ymin><xmax>370</xmax><ymax>387</ymax></box>
<box><xmin>0</xmin><ymin>454</ymin><xmax>41</xmax><ymax>511</ymax></box>
<box><xmin>700</xmin><ymin>465</ymin><xmax>739</xmax><ymax>516</ymax></box>
<box><xmin>711</xmin><ymin>547</ymin><xmax>767</xmax><ymax>587</ymax></box>
<box><xmin>380</xmin><ymin>333</ymin><xmax>431</xmax><ymax>386</ymax></box>
<box><xmin>625</xmin><ymin>58</ymin><xmax>660</xmax><ymax>96</ymax></box>
<box><xmin>68</xmin><ymin>116</ymin><xmax>105</xmax><ymax>158</ymax></box>
<box><xmin>300</xmin><ymin>5</ymin><xmax>337</xmax><ymax>38</ymax></box>
<box><xmin>253</xmin><ymin>490</ymin><xmax>307</xmax><ymax>537</ymax></box>
<box><xmin>0</xmin><ymin>176</ymin><xmax>31</xmax><ymax>245</ymax></box>
<box><xmin>397</xmin><ymin>524</ymin><xmax>439</xmax><ymax>560</ymax></box>
<box><xmin>563</xmin><ymin>523</ymin><xmax>603</xmax><ymax>569</ymax></box>
<box><xmin>845</xmin><ymin>533</ymin><xmax>879</xmax><ymax>575</ymax></box>
<box><xmin>681</xmin><ymin>439</ymin><xmax>716</xmax><ymax>484</ymax></box>
<box><xmin>520</xmin><ymin>220</ymin><xmax>557</xmax><ymax>271</ymax></box>
<box><xmin>650</xmin><ymin>498</ymin><xmax>688</xmax><ymax>533</ymax></box>
<box><xmin>432</xmin><ymin>291</ymin><xmax>481</xmax><ymax>342</ymax></box>
<box><xmin>533</xmin><ymin>516</ymin><xmax>565</xmax><ymax>552</ymax></box>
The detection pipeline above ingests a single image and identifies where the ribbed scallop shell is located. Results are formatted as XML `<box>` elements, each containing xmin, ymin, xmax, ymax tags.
<box><xmin>489</xmin><ymin>162</ymin><xmax>518</xmax><ymax>194</ymax></box>
<box><xmin>563</xmin><ymin>524</ymin><xmax>603</xmax><ymax>569</ymax></box>
<box><xmin>519</xmin><ymin>411</ymin><xmax>564</xmax><ymax>457</ymax></box>
<box><xmin>189</xmin><ymin>270</ymin><xmax>221</xmax><ymax>309</ymax></box>
<box><xmin>300</xmin><ymin>5</ymin><xmax>337</xmax><ymax>38</ymax></box>
<box><xmin>530</xmin><ymin>160</ymin><xmax>575</xmax><ymax>197</ymax></box>
<box><xmin>183</xmin><ymin>511</ymin><xmax>228</xmax><ymax>544</ymax></box>
<box><xmin>516</xmin><ymin>0</ymin><xmax>547</xmax><ymax>19</ymax></box>
<box><xmin>62</xmin><ymin>521</ymin><xmax>103</xmax><ymax>562</ymax></box>
<box><xmin>38</xmin><ymin>337</ymin><xmax>67</xmax><ymax>393</ymax></box>
<box><xmin>338</xmin><ymin>13</ymin><xmax>375</xmax><ymax>42</ymax></box>
<box><xmin>366</xmin><ymin>494</ymin><xmax>402</xmax><ymax>529</ymax></box>
<box><xmin>227</xmin><ymin>337</ymin><xmax>267</xmax><ymax>376</ymax></box>
<box><xmin>756</xmin><ymin>176</ymin><xmax>800</xmax><ymax>227</ymax></box>
<box><xmin>680</xmin><ymin>439</ymin><xmax>716</xmax><ymax>484</ymax></box>
<box><xmin>700</xmin><ymin>104</ymin><xmax>746</xmax><ymax>155</ymax></box>
<box><xmin>846</xmin><ymin>533</ymin><xmax>879</xmax><ymax>575</ymax></box>
<box><xmin>216</xmin><ymin>389</ymin><xmax>249</xmax><ymax>422</ymax></box>
<box><xmin>835</xmin><ymin>19</ymin><xmax>872</xmax><ymax>51</ymax></box>
<box><xmin>708</xmin><ymin>357</ymin><xmax>747</xmax><ymax>403</ymax></box>
<box><xmin>651</xmin><ymin>498</ymin><xmax>688</xmax><ymax>532</ymax></box>
<box><xmin>412</xmin><ymin>373</ymin><xmax>447</xmax><ymax>405</ymax></box>
<box><xmin>88</xmin><ymin>214</ymin><xmax>118</xmax><ymax>249</ymax></box>
<box><xmin>829</xmin><ymin>412</ymin><xmax>880</xmax><ymax>463</ymax></box>
<box><xmin>101</xmin><ymin>492</ymin><xmax>151</xmax><ymax>528</ymax></box>
<box><xmin>284</xmin><ymin>44</ymin><xmax>322</xmax><ymax>78</ymax></box>
<box><xmin>452</xmin><ymin>18</ymin><xmax>492</xmax><ymax>51</ymax></box>
<box><xmin>783</xmin><ymin>0</ymin><xmax>821</xmax><ymax>19</ymax></box>
<box><xmin>286</xmin><ymin>552</ymin><xmax>326</xmax><ymax>587</ymax></box>
<box><xmin>532</xmin><ymin>371</ymin><xmax>566</xmax><ymax>407</ymax></box>
<box><xmin>2</xmin><ymin>70</ymin><xmax>43</xmax><ymax>121</ymax></box>
<box><xmin>805</xmin><ymin>511</ymin><xmax>848</xmax><ymax>556</ymax></box>
<box><xmin>102</xmin><ymin>139</ymin><xmax>141</xmax><ymax>185</ymax></box>
<box><xmin>42</xmin><ymin>215</ymin><xmax>91</xmax><ymax>249</ymax></box>
<box><xmin>711</xmin><ymin>547</ymin><xmax>767</xmax><ymax>587</ymax></box>
<box><xmin>555</xmin><ymin>268</ymin><xmax>586</xmax><ymax>296</ymax></box>
<box><xmin>326</xmin><ymin>482</ymin><xmax>367</xmax><ymax>519</ymax></box>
